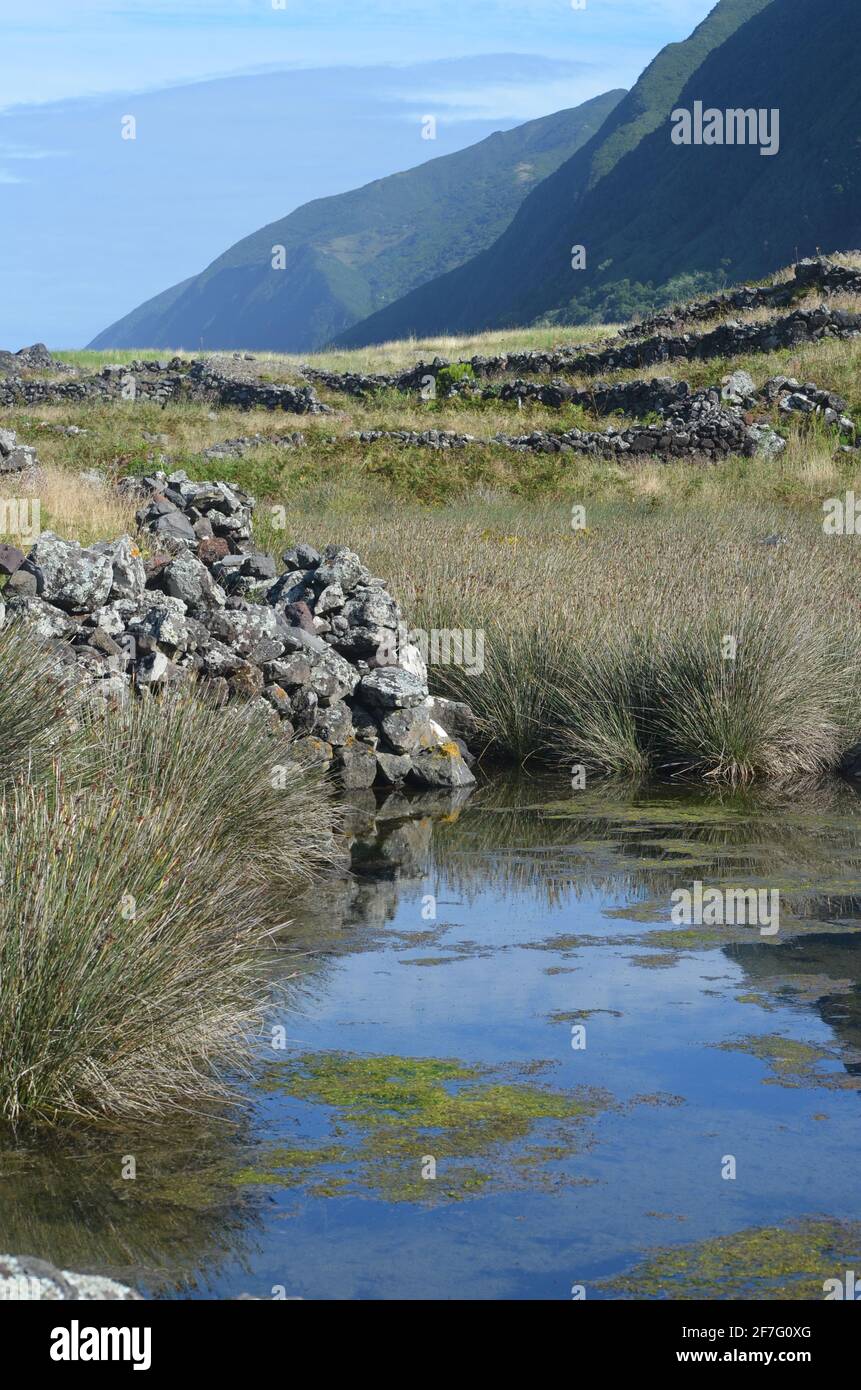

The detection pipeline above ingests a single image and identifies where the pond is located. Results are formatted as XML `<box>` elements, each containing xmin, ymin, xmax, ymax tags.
<box><xmin>3</xmin><ymin>773</ymin><xmax>861</xmax><ymax>1300</ymax></box>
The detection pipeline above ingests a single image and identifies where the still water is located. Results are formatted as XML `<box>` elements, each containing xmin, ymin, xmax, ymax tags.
<box><xmin>2</xmin><ymin>774</ymin><xmax>860</xmax><ymax>1299</ymax></box>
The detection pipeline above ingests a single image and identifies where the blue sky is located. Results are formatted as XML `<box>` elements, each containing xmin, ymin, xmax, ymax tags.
<box><xmin>0</xmin><ymin>1</ymin><xmax>718</xmax><ymax>345</ymax></box>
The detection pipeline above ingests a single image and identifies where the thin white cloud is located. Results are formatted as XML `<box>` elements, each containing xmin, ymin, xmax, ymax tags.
<box><xmin>0</xmin><ymin>0</ymin><xmax>717</xmax><ymax>109</ymax></box>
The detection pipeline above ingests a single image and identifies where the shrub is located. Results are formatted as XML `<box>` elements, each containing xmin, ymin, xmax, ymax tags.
<box><xmin>434</xmin><ymin>362</ymin><xmax>476</xmax><ymax>398</ymax></box>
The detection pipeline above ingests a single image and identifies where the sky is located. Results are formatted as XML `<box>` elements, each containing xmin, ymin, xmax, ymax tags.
<box><xmin>0</xmin><ymin>0</ymin><xmax>719</xmax><ymax>346</ymax></box>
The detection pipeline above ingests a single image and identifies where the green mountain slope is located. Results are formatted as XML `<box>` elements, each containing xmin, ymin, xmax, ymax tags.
<box><xmin>89</xmin><ymin>90</ymin><xmax>624</xmax><ymax>353</ymax></box>
<box><xmin>335</xmin><ymin>0</ymin><xmax>782</xmax><ymax>345</ymax></box>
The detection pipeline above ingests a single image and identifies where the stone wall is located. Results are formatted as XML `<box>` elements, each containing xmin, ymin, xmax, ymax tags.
<box><xmin>301</xmin><ymin>259</ymin><xmax>861</xmax><ymax>398</ymax></box>
<box><xmin>0</xmin><ymin>472</ymin><xmax>477</xmax><ymax>792</ymax></box>
<box><xmin>0</xmin><ymin>356</ymin><xmax>330</xmax><ymax>415</ymax></box>
<box><xmin>355</xmin><ymin>384</ymin><xmax>786</xmax><ymax>460</ymax></box>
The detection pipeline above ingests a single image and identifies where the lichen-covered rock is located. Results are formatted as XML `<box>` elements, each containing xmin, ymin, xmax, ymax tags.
<box><xmin>206</xmin><ymin>605</ymin><xmax>281</xmax><ymax>656</ymax></box>
<box><xmin>0</xmin><ymin>428</ymin><xmax>38</xmax><ymax>473</ymax></box>
<box><xmin>162</xmin><ymin>550</ymin><xmax>226</xmax><ymax>615</ymax></box>
<box><xmin>333</xmin><ymin>741</ymin><xmax>378</xmax><ymax>788</ymax></box>
<box><xmin>21</xmin><ymin>533</ymin><xmax>114</xmax><ymax>613</ymax></box>
<box><xmin>4</xmin><ymin>474</ymin><xmax>477</xmax><ymax>795</ymax></box>
<box><xmin>135</xmin><ymin>651</ymin><xmax>173</xmax><ymax>685</ymax></box>
<box><xmin>308</xmin><ymin>647</ymin><xmax>361</xmax><ymax>704</ymax></box>
<box><xmin>313</xmin><ymin>545</ymin><xmax>369</xmax><ymax>595</ymax></box>
<box><xmin>291</xmin><ymin>736</ymin><xmax>334</xmax><ymax>768</ymax></box>
<box><xmin>381</xmin><ymin>706</ymin><xmax>435</xmax><ymax>753</ymax></box>
<box><xmin>0</xmin><ymin>1254</ymin><xmax>141</xmax><ymax>1301</ymax></box>
<box><xmin>315</xmin><ymin>701</ymin><xmax>355</xmax><ymax>745</ymax></box>
<box><xmin>264</xmin><ymin>652</ymin><xmax>312</xmax><ymax>688</ymax></box>
<box><xmin>375</xmin><ymin>749</ymin><xmax>413</xmax><ymax>785</ymax></box>
<box><xmin>130</xmin><ymin>596</ymin><xmax>190</xmax><ymax>652</ymax></box>
<box><xmin>4</xmin><ymin>594</ymin><xmax>75</xmax><ymax>639</ymax></box>
<box><xmin>747</xmin><ymin>423</ymin><xmax>787</xmax><ymax>458</ymax></box>
<box><xmin>282</xmin><ymin>543</ymin><xmax>321</xmax><ymax>570</ymax></box>
<box><xmin>358</xmin><ymin>668</ymin><xmax>427</xmax><ymax>710</ymax></box>
<box><xmin>92</xmin><ymin>534</ymin><xmax>147</xmax><ymax>602</ymax></box>
<box><xmin>423</xmin><ymin>696</ymin><xmax>484</xmax><ymax>753</ymax></box>
<box><xmin>409</xmin><ymin>742</ymin><xmax>476</xmax><ymax>788</ymax></box>
<box><xmin>227</xmin><ymin>661</ymin><xmax>265</xmax><ymax>699</ymax></box>
<box><xmin>151</xmin><ymin>508</ymin><xmax>198</xmax><ymax>544</ymax></box>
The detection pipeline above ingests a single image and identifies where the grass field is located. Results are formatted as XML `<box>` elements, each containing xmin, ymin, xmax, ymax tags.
<box><xmin>5</xmin><ymin>276</ymin><xmax>861</xmax><ymax>784</ymax></box>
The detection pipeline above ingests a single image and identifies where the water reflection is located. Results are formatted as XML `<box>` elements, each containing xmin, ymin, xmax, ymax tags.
<box><xmin>3</xmin><ymin>772</ymin><xmax>861</xmax><ymax>1299</ymax></box>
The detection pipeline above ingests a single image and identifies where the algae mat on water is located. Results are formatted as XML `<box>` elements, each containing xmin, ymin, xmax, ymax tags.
<box><xmin>603</xmin><ymin>1219</ymin><xmax>861</xmax><ymax>1299</ymax></box>
<box><xmin>235</xmin><ymin>1052</ymin><xmax>620</xmax><ymax>1202</ymax></box>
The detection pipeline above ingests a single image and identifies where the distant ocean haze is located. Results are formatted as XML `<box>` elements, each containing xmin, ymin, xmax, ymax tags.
<box><xmin>0</xmin><ymin>55</ymin><xmax>605</xmax><ymax>347</ymax></box>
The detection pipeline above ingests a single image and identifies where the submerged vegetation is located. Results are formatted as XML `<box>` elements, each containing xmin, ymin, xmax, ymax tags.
<box><xmin>604</xmin><ymin>1220</ymin><xmax>861</xmax><ymax>1300</ymax></box>
<box><xmin>241</xmin><ymin>1051</ymin><xmax>615</xmax><ymax>1202</ymax></box>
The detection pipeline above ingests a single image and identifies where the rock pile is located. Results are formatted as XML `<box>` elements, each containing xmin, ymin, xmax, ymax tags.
<box><xmin>0</xmin><ymin>427</ymin><xmax>38</xmax><ymax>473</ymax></box>
<box><xmin>186</xmin><ymin>358</ymin><xmax>331</xmax><ymax>415</ymax></box>
<box><xmin>302</xmin><ymin>276</ymin><xmax>861</xmax><ymax>399</ymax></box>
<box><xmin>1</xmin><ymin>471</ymin><xmax>477</xmax><ymax>791</ymax></box>
<box><xmin>760</xmin><ymin>375</ymin><xmax>856</xmax><ymax>434</ymax></box>
<box><xmin>490</xmin><ymin>376</ymin><xmax>692</xmax><ymax>415</ymax></box>
<box><xmin>0</xmin><ymin>343</ymin><xmax>70</xmax><ymax>376</ymax></box>
<box><xmin>0</xmin><ymin>1254</ymin><xmax>140</xmax><ymax>1301</ymax></box>
<box><xmin>200</xmin><ymin>431</ymin><xmax>305</xmax><ymax>461</ymax></box>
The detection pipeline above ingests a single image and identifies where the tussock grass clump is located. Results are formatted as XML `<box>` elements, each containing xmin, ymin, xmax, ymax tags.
<box><xmin>89</xmin><ymin>689</ymin><xmax>338</xmax><ymax>890</ymax></box>
<box><xmin>324</xmin><ymin>500</ymin><xmax>861</xmax><ymax>786</ymax></box>
<box><xmin>542</xmin><ymin>602</ymin><xmax>859</xmax><ymax>786</ymax></box>
<box><xmin>0</xmin><ymin>660</ymin><xmax>337</xmax><ymax>1125</ymax></box>
<box><xmin>650</xmin><ymin>602</ymin><xmax>856</xmax><ymax>783</ymax></box>
<box><xmin>0</xmin><ymin>623</ymin><xmax>77</xmax><ymax>785</ymax></box>
<box><xmin>0</xmin><ymin>770</ymin><xmax>265</xmax><ymax>1124</ymax></box>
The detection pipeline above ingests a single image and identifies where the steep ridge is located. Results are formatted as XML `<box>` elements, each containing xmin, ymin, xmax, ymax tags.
<box><xmin>336</xmin><ymin>0</ymin><xmax>861</xmax><ymax>344</ymax></box>
<box><xmin>89</xmin><ymin>91</ymin><xmax>624</xmax><ymax>354</ymax></box>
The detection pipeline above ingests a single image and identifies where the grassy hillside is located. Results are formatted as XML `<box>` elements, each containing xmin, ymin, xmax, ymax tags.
<box><xmin>89</xmin><ymin>91</ymin><xmax>624</xmax><ymax>355</ymax></box>
<box><xmin>342</xmin><ymin>0</ymin><xmax>861</xmax><ymax>343</ymax></box>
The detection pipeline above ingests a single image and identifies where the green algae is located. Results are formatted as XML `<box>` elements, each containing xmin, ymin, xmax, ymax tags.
<box><xmin>638</xmin><ymin>925</ymin><xmax>757</xmax><ymax>950</ymax></box>
<box><xmin>229</xmin><ymin>1145</ymin><xmax>348</xmax><ymax>1188</ymax></box>
<box><xmin>603</xmin><ymin>903</ymin><xmax>667</xmax><ymax>923</ymax></box>
<box><xmin>240</xmin><ymin>1051</ymin><xmax>615</xmax><ymax>1203</ymax></box>
<box><xmin>521</xmin><ymin>934</ymin><xmax>583</xmax><ymax>952</ymax></box>
<box><xmin>604</xmin><ymin>1219</ymin><xmax>861</xmax><ymax>1300</ymax></box>
<box><xmin>547</xmin><ymin>1009</ymin><xmax>623</xmax><ymax>1022</ymax></box>
<box><xmin>712</xmin><ymin>1033</ymin><xmax>861</xmax><ymax>1090</ymax></box>
<box><xmin>398</xmin><ymin>956</ymin><xmax>461</xmax><ymax>967</ymax></box>
<box><xmin>627</xmin><ymin>952</ymin><xmax>681</xmax><ymax>970</ymax></box>
<box><xmin>735</xmin><ymin>991</ymin><xmax>779</xmax><ymax>1011</ymax></box>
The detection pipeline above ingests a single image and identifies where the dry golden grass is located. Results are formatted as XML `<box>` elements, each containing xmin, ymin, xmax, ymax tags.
<box><xmin>0</xmin><ymin>462</ymin><xmax>137</xmax><ymax>547</ymax></box>
<box><xmin>234</xmin><ymin>321</ymin><xmax>621</xmax><ymax>375</ymax></box>
<box><xmin>280</xmin><ymin>499</ymin><xmax>861</xmax><ymax>782</ymax></box>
